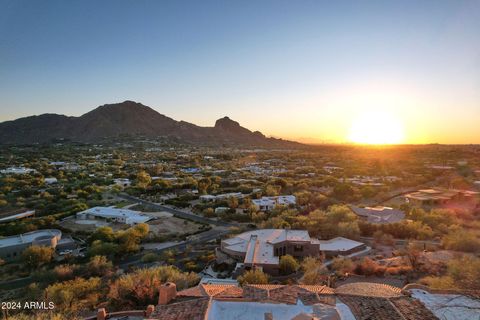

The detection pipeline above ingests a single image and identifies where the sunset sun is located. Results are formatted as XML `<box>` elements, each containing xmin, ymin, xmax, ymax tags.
<box><xmin>348</xmin><ymin>111</ymin><xmax>405</xmax><ymax>145</ymax></box>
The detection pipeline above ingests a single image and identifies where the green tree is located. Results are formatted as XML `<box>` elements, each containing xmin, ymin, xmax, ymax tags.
<box><xmin>108</xmin><ymin>266</ymin><xmax>199</xmax><ymax>309</ymax></box>
<box><xmin>442</xmin><ymin>227</ymin><xmax>480</xmax><ymax>252</ymax></box>
<box><xmin>88</xmin><ymin>240</ymin><xmax>119</xmax><ymax>258</ymax></box>
<box><xmin>45</xmin><ymin>277</ymin><xmax>103</xmax><ymax>315</ymax></box>
<box><xmin>331</xmin><ymin>257</ymin><xmax>354</xmax><ymax>276</ymax></box>
<box><xmin>423</xmin><ymin>255</ymin><xmax>480</xmax><ymax>290</ymax></box>
<box><xmin>22</xmin><ymin>245</ymin><xmax>54</xmax><ymax>269</ymax></box>
<box><xmin>132</xmin><ymin>223</ymin><xmax>150</xmax><ymax>239</ymax></box>
<box><xmin>85</xmin><ymin>255</ymin><xmax>113</xmax><ymax>277</ymax></box>
<box><xmin>300</xmin><ymin>256</ymin><xmax>328</xmax><ymax>284</ymax></box>
<box><xmin>136</xmin><ymin>170</ymin><xmax>152</xmax><ymax>189</ymax></box>
<box><xmin>237</xmin><ymin>269</ymin><xmax>269</xmax><ymax>286</ymax></box>
<box><xmin>117</xmin><ymin>229</ymin><xmax>141</xmax><ymax>253</ymax></box>
<box><xmin>89</xmin><ymin>226</ymin><xmax>115</xmax><ymax>243</ymax></box>
<box><xmin>227</xmin><ymin>196</ymin><xmax>239</xmax><ymax>209</ymax></box>
<box><xmin>279</xmin><ymin>255</ymin><xmax>299</xmax><ymax>275</ymax></box>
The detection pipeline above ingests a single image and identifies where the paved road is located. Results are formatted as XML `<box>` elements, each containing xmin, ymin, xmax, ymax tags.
<box><xmin>118</xmin><ymin>193</ymin><xmax>233</xmax><ymax>227</ymax></box>
<box><xmin>0</xmin><ymin>276</ymin><xmax>32</xmax><ymax>290</ymax></box>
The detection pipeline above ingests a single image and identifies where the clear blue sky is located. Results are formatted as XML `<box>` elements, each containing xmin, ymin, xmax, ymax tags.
<box><xmin>1</xmin><ymin>0</ymin><xmax>479</xmax><ymax>143</ymax></box>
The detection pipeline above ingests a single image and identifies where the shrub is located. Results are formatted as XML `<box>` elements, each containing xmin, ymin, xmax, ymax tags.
<box><xmin>237</xmin><ymin>269</ymin><xmax>269</xmax><ymax>286</ymax></box>
<box><xmin>279</xmin><ymin>255</ymin><xmax>299</xmax><ymax>275</ymax></box>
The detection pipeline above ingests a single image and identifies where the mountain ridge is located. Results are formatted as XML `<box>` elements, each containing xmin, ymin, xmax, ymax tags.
<box><xmin>0</xmin><ymin>101</ymin><xmax>300</xmax><ymax>147</ymax></box>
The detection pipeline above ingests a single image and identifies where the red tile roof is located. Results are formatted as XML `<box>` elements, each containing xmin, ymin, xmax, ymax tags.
<box><xmin>150</xmin><ymin>297</ymin><xmax>210</xmax><ymax>320</ymax></box>
<box><xmin>335</xmin><ymin>282</ymin><xmax>403</xmax><ymax>298</ymax></box>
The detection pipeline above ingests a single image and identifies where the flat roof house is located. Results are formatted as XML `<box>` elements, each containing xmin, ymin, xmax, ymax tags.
<box><xmin>220</xmin><ymin>229</ymin><xmax>368</xmax><ymax>275</ymax></box>
<box><xmin>113</xmin><ymin>178</ymin><xmax>132</xmax><ymax>188</ymax></box>
<box><xmin>349</xmin><ymin>206</ymin><xmax>405</xmax><ymax>224</ymax></box>
<box><xmin>220</xmin><ymin>229</ymin><xmax>317</xmax><ymax>275</ymax></box>
<box><xmin>405</xmin><ymin>188</ymin><xmax>480</xmax><ymax>206</ymax></box>
<box><xmin>0</xmin><ymin>229</ymin><xmax>62</xmax><ymax>261</ymax></box>
<box><xmin>318</xmin><ymin>237</ymin><xmax>367</xmax><ymax>258</ymax></box>
<box><xmin>252</xmin><ymin>195</ymin><xmax>296</xmax><ymax>211</ymax></box>
<box><xmin>76</xmin><ymin>207</ymin><xmax>151</xmax><ymax>225</ymax></box>
<box><xmin>0</xmin><ymin>167</ymin><xmax>36</xmax><ymax>175</ymax></box>
<box><xmin>0</xmin><ymin>209</ymin><xmax>35</xmax><ymax>224</ymax></box>
<box><xmin>200</xmin><ymin>193</ymin><xmax>244</xmax><ymax>203</ymax></box>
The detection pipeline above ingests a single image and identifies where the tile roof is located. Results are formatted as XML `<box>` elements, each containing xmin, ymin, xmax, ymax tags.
<box><xmin>150</xmin><ymin>297</ymin><xmax>210</xmax><ymax>320</ymax></box>
<box><xmin>298</xmin><ymin>285</ymin><xmax>335</xmax><ymax>294</ymax></box>
<box><xmin>178</xmin><ymin>283</ymin><xmax>335</xmax><ymax>306</ymax></box>
<box><xmin>177</xmin><ymin>284</ymin><xmax>240</xmax><ymax>298</ymax></box>
<box><xmin>338</xmin><ymin>295</ymin><xmax>405</xmax><ymax>320</ymax></box>
<box><xmin>335</xmin><ymin>282</ymin><xmax>403</xmax><ymax>298</ymax></box>
<box><xmin>389</xmin><ymin>296</ymin><xmax>438</xmax><ymax>320</ymax></box>
<box><xmin>152</xmin><ymin>284</ymin><xmax>441</xmax><ymax>320</ymax></box>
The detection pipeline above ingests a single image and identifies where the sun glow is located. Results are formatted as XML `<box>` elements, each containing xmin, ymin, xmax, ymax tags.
<box><xmin>348</xmin><ymin>111</ymin><xmax>405</xmax><ymax>145</ymax></box>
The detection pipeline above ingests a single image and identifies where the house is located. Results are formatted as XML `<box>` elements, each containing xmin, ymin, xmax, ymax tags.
<box><xmin>317</xmin><ymin>237</ymin><xmax>368</xmax><ymax>258</ymax></box>
<box><xmin>200</xmin><ymin>195</ymin><xmax>216</xmax><ymax>203</ymax></box>
<box><xmin>44</xmin><ymin>177</ymin><xmax>58</xmax><ymax>184</ymax></box>
<box><xmin>405</xmin><ymin>188</ymin><xmax>480</xmax><ymax>206</ymax></box>
<box><xmin>349</xmin><ymin>206</ymin><xmax>405</xmax><ymax>224</ymax></box>
<box><xmin>76</xmin><ymin>207</ymin><xmax>151</xmax><ymax>225</ymax></box>
<box><xmin>214</xmin><ymin>192</ymin><xmax>243</xmax><ymax>201</ymax></box>
<box><xmin>215</xmin><ymin>207</ymin><xmax>229</xmax><ymax>214</ymax></box>
<box><xmin>200</xmin><ymin>193</ymin><xmax>243</xmax><ymax>203</ymax></box>
<box><xmin>0</xmin><ymin>209</ymin><xmax>35</xmax><ymax>224</ymax></box>
<box><xmin>0</xmin><ymin>229</ymin><xmax>62</xmax><ymax>261</ymax></box>
<box><xmin>0</xmin><ymin>167</ymin><xmax>36</xmax><ymax>175</ymax></box>
<box><xmin>252</xmin><ymin>195</ymin><xmax>296</xmax><ymax>211</ymax></box>
<box><xmin>219</xmin><ymin>229</ymin><xmax>321</xmax><ymax>275</ymax></box>
<box><xmin>113</xmin><ymin>178</ymin><xmax>132</xmax><ymax>188</ymax></box>
<box><xmin>219</xmin><ymin>229</ymin><xmax>368</xmax><ymax>275</ymax></box>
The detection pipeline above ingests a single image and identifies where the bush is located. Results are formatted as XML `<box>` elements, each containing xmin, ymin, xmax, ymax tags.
<box><xmin>354</xmin><ymin>257</ymin><xmax>384</xmax><ymax>276</ymax></box>
<box><xmin>45</xmin><ymin>277</ymin><xmax>103</xmax><ymax>315</ymax></box>
<box><xmin>22</xmin><ymin>245</ymin><xmax>54</xmax><ymax>269</ymax></box>
<box><xmin>237</xmin><ymin>269</ymin><xmax>269</xmax><ymax>286</ymax></box>
<box><xmin>300</xmin><ymin>256</ymin><xmax>328</xmax><ymax>285</ymax></box>
<box><xmin>442</xmin><ymin>227</ymin><xmax>480</xmax><ymax>252</ymax></box>
<box><xmin>279</xmin><ymin>255</ymin><xmax>299</xmax><ymax>275</ymax></box>
<box><xmin>85</xmin><ymin>255</ymin><xmax>113</xmax><ymax>277</ymax></box>
<box><xmin>108</xmin><ymin>266</ymin><xmax>199</xmax><ymax>309</ymax></box>
<box><xmin>331</xmin><ymin>257</ymin><xmax>354</xmax><ymax>276</ymax></box>
<box><xmin>141</xmin><ymin>252</ymin><xmax>160</xmax><ymax>263</ymax></box>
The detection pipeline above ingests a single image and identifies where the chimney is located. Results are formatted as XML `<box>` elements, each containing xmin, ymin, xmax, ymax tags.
<box><xmin>264</xmin><ymin>312</ymin><xmax>273</xmax><ymax>320</ymax></box>
<box><xmin>158</xmin><ymin>282</ymin><xmax>177</xmax><ymax>305</ymax></box>
<box><xmin>97</xmin><ymin>308</ymin><xmax>107</xmax><ymax>320</ymax></box>
<box><xmin>146</xmin><ymin>304</ymin><xmax>155</xmax><ymax>317</ymax></box>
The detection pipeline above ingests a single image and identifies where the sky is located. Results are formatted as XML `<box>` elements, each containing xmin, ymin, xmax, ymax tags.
<box><xmin>1</xmin><ymin>0</ymin><xmax>479</xmax><ymax>144</ymax></box>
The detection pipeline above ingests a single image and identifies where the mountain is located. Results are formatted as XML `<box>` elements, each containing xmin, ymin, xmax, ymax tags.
<box><xmin>0</xmin><ymin>101</ymin><xmax>300</xmax><ymax>147</ymax></box>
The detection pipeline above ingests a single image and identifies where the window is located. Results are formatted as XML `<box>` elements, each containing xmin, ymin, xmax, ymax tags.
<box><xmin>294</xmin><ymin>245</ymin><xmax>303</xmax><ymax>252</ymax></box>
